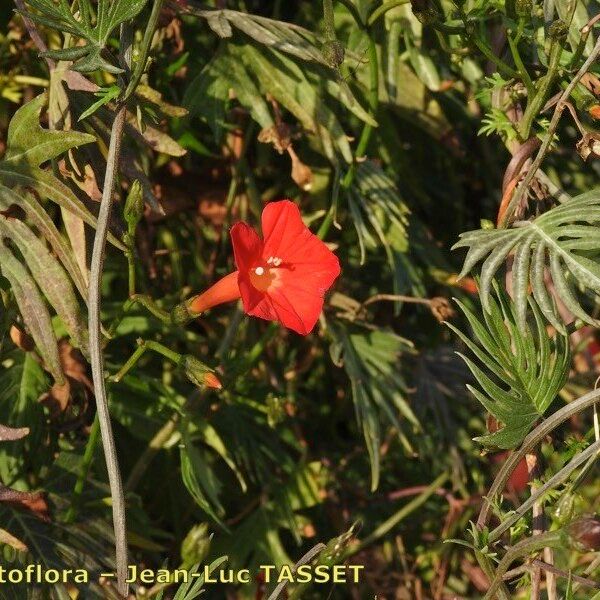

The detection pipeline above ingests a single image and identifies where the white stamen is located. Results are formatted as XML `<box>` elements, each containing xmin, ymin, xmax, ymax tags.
<box><xmin>267</xmin><ymin>257</ymin><xmax>274</xmax><ymax>264</ymax></box>
<box><xmin>255</xmin><ymin>266</ymin><xmax>265</xmax><ymax>276</ymax></box>
<box><xmin>273</xmin><ymin>257</ymin><xmax>282</xmax><ymax>266</ymax></box>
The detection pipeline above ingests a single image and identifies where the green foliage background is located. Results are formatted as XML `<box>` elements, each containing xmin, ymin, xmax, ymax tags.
<box><xmin>1</xmin><ymin>0</ymin><xmax>600</xmax><ymax>598</ymax></box>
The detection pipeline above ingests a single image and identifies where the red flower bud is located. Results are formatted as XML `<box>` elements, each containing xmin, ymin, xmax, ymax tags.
<box><xmin>181</xmin><ymin>356</ymin><xmax>222</xmax><ymax>390</ymax></box>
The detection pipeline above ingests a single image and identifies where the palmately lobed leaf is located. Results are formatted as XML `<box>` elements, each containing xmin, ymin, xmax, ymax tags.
<box><xmin>447</xmin><ymin>284</ymin><xmax>570</xmax><ymax>449</ymax></box>
<box><xmin>453</xmin><ymin>190</ymin><xmax>600</xmax><ymax>331</ymax></box>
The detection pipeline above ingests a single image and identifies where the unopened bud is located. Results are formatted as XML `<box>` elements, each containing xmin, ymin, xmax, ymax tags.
<box><xmin>181</xmin><ymin>523</ymin><xmax>211</xmax><ymax>569</ymax></box>
<box><xmin>566</xmin><ymin>517</ymin><xmax>600</xmax><ymax>552</ymax></box>
<box><xmin>124</xmin><ymin>180</ymin><xmax>144</xmax><ymax>232</ymax></box>
<box><xmin>181</xmin><ymin>355</ymin><xmax>222</xmax><ymax>390</ymax></box>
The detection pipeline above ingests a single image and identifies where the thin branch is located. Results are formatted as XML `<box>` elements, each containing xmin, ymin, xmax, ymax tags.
<box><xmin>14</xmin><ymin>0</ymin><xmax>55</xmax><ymax>69</ymax></box>
<box><xmin>267</xmin><ymin>543</ymin><xmax>326</xmax><ymax>600</ymax></box>
<box><xmin>123</xmin><ymin>0</ymin><xmax>164</xmax><ymax>100</ymax></box>
<box><xmin>529</xmin><ymin>559</ymin><xmax>600</xmax><ymax>590</ymax></box>
<box><xmin>362</xmin><ymin>293</ymin><xmax>433</xmax><ymax>308</ymax></box>
<box><xmin>87</xmin><ymin>16</ymin><xmax>136</xmax><ymax>594</ymax></box>
<box><xmin>477</xmin><ymin>388</ymin><xmax>600</xmax><ymax>529</ymax></box>
<box><xmin>88</xmin><ymin>100</ymin><xmax>128</xmax><ymax>597</ymax></box>
<box><xmin>489</xmin><ymin>439</ymin><xmax>600</xmax><ymax>543</ymax></box>
<box><xmin>499</xmin><ymin>35</ymin><xmax>600</xmax><ymax>226</ymax></box>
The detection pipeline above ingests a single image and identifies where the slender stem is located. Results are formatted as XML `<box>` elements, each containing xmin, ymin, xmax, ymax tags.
<box><xmin>127</xmin><ymin>253</ymin><xmax>136</xmax><ymax>297</ymax></box>
<box><xmin>335</xmin><ymin>0</ymin><xmax>364</xmax><ymax>27</ymax></box>
<box><xmin>484</xmin><ymin>532</ymin><xmax>564</xmax><ymax>600</ymax></box>
<box><xmin>507</xmin><ymin>35</ymin><xmax>534</xmax><ymax>97</ymax></box>
<box><xmin>367</xmin><ymin>0</ymin><xmax>410</xmax><ymax>27</ymax></box>
<box><xmin>477</xmin><ymin>388</ymin><xmax>600</xmax><ymax>529</ymax></box>
<box><xmin>318</xmin><ymin>34</ymin><xmax>379</xmax><ymax>239</ymax></box>
<box><xmin>87</xmin><ymin>16</ymin><xmax>139</xmax><ymax>591</ymax></box>
<box><xmin>519</xmin><ymin>36</ymin><xmax>564</xmax><ymax>140</ymax></box>
<box><xmin>64</xmin><ymin>414</ymin><xmax>101</xmax><ymax>524</ymax></box>
<box><xmin>499</xmin><ymin>35</ymin><xmax>600</xmax><ymax>226</ymax></box>
<box><xmin>111</xmin><ymin>339</ymin><xmax>183</xmax><ymax>382</ymax></box>
<box><xmin>88</xmin><ymin>100</ymin><xmax>129</xmax><ymax>597</ymax></box>
<box><xmin>125</xmin><ymin>412</ymin><xmax>181</xmax><ymax>492</ymax></box>
<box><xmin>349</xmin><ymin>472</ymin><xmax>448</xmax><ymax>554</ymax></box>
<box><xmin>489</xmin><ymin>439</ymin><xmax>600</xmax><ymax>544</ymax></box>
<box><xmin>470</xmin><ymin>36</ymin><xmax>519</xmax><ymax>80</ymax></box>
<box><xmin>362</xmin><ymin>293</ymin><xmax>433</xmax><ymax>308</ymax></box>
<box><xmin>123</xmin><ymin>0</ymin><xmax>165</xmax><ymax>101</ymax></box>
<box><xmin>267</xmin><ymin>544</ymin><xmax>326</xmax><ymax>600</ymax></box>
<box><xmin>529</xmin><ymin>559</ymin><xmax>600</xmax><ymax>590</ymax></box>
<box><xmin>323</xmin><ymin>0</ymin><xmax>336</xmax><ymax>42</ymax></box>
<box><xmin>13</xmin><ymin>0</ymin><xmax>55</xmax><ymax>70</ymax></box>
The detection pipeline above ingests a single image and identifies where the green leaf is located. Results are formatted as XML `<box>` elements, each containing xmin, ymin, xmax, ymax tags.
<box><xmin>0</xmin><ymin>244</ymin><xmax>63</xmax><ymax>383</ymax></box>
<box><xmin>447</xmin><ymin>284</ymin><xmax>570</xmax><ymax>448</ymax></box>
<box><xmin>180</xmin><ymin>427</ymin><xmax>230</xmax><ymax>531</ymax></box>
<box><xmin>23</xmin><ymin>0</ymin><xmax>149</xmax><ymax>74</ymax></box>
<box><xmin>0</xmin><ymin>94</ymin><xmax>124</xmax><ymax>250</ymax></box>
<box><xmin>454</xmin><ymin>190</ymin><xmax>600</xmax><ymax>331</ymax></box>
<box><xmin>0</xmin><ymin>185</ymin><xmax>87</xmax><ymax>299</ymax></box>
<box><xmin>183</xmin><ymin>7</ymin><xmax>331</xmax><ymax>66</ymax></box>
<box><xmin>329</xmin><ymin>321</ymin><xmax>416</xmax><ymax>490</ymax></box>
<box><xmin>0</xmin><ymin>351</ymin><xmax>47</xmax><ymax>485</ymax></box>
<box><xmin>0</xmin><ymin>215</ymin><xmax>88</xmax><ymax>354</ymax></box>
<box><xmin>78</xmin><ymin>84</ymin><xmax>121</xmax><ymax>121</ymax></box>
<box><xmin>172</xmin><ymin>557</ymin><xmax>229</xmax><ymax>600</ymax></box>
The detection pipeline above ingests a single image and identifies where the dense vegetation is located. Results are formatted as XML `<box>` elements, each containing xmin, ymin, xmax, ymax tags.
<box><xmin>1</xmin><ymin>0</ymin><xmax>600</xmax><ymax>598</ymax></box>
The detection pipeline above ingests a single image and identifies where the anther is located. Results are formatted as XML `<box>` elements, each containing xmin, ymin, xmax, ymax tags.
<box><xmin>255</xmin><ymin>267</ymin><xmax>265</xmax><ymax>276</ymax></box>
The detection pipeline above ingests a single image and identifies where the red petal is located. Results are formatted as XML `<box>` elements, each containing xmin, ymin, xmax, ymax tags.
<box><xmin>259</xmin><ymin>200</ymin><xmax>340</xmax><ymax>334</ymax></box>
<box><xmin>230</xmin><ymin>222</ymin><xmax>263</xmax><ymax>272</ymax></box>
<box><xmin>262</xmin><ymin>200</ymin><xmax>340</xmax><ymax>292</ymax></box>
<box><xmin>267</xmin><ymin>285</ymin><xmax>325</xmax><ymax>335</ymax></box>
<box><xmin>262</xmin><ymin>200</ymin><xmax>308</xmax><ymax>260</ymax></box>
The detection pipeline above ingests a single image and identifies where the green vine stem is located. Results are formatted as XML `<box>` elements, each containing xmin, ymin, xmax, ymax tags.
<box><xmin>88</xmin><ymin>3</ymin><xmax>164</xmax><ymax>594</ymax></box>
<box><xmin>499</xmin><ymin>34</ymin><xmax>600</xmax><ymax>227</ymax></box>
<box><xmin>123</xmin><ymin>0</ymin><xmax>165</xmax><ymax>101</ymax></box>
<box><xmin>477</xmin><ymin>387</ymin><xmax>600</xmax><ymax>530</ymax></box>
<box><xmin>111</xmin><ymin>339</ymin><xmax>182</xmax><ymax>383</ymax></box>
<box><xmin>88</xmin><ymin>98</ymin><xmax>129</xmax><ymax>597</ymax></box>
<box><xmin>367</xmin><ymin>0</ymin><xmax>410</xmax><ymax>27</ymax></box>
<box><xmin>484</xmin><ymin>531</ymin><xmax>564</xmax><ymax>600</ymax></box>
<box><xmin>489</xmin><ymin>438</ymin><xmax>600</xmax><ymax>544</ymax></box>
<box><xmin>64</xmin><ymin>414</ymin><xmax>101</xmax><ymax>524</ymax></box>
<box><xmin>318</xmin><ymin>12</ymin><xmax>379</xmax><ymax>240</ymax></box>
<box><xmin>518</xmin><ymin>21</ymin><xmax>569</xmax><ymax>140</ymax></box>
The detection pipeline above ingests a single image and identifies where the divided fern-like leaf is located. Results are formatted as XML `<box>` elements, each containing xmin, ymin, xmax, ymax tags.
<box><xmin>22</xmin><ymin>0</ymin><xmax>148</xmax><ymax>74</ymax></box>
<box><xmin>453</xmin><ymin>191</ymin><xmax>600</xmax><ymax>331</ymax></box>
<box><xmin>447</xmin><ymin>284</ymin><xmax>570</xmax><ymax>448</ymax></box>
<box><xmin>329</xmin><ymin>322</ymin><xmax>418</xmax><ymax>490</ymax></box>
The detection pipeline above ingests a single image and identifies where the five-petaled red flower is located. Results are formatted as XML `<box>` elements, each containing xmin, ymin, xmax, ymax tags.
<box><xmin>187</xmin><ymin>200</ymin><xmax>340</xmax><ymax>335</ymax></box>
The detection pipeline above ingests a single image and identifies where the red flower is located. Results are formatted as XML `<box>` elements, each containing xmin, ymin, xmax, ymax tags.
<box><xmin>187</xmin><ymin>201</ymin><xmax>340</xmax><ymax>335</ymax></box>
